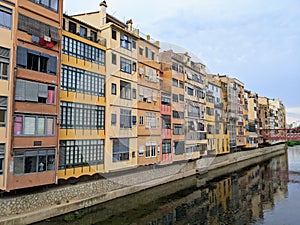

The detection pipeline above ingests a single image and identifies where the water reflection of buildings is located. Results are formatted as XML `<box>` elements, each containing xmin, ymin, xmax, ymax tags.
<box><xmin>150</xmin><ymin>155</ymin><xmax>288</xmax><ymax>225</ymax></box>
<box><xmin>36</xmin><ymin>155</ymin><xmax>288</xmax><ymax>225</ymax></box>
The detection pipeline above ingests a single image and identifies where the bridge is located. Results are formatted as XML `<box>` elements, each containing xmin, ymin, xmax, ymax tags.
<box><xmin>260</xmin><ymin>128</ymin><xmax>300</xmax><ymax>141</ymax></box>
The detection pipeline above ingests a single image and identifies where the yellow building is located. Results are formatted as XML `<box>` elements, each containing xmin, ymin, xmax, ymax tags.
<box><xmin>207</xmin><ymin>75</ymin><xmax>230</xmax><ymax>155</ymax></box>
<box><xmin>219</xmin><ymin>76</ymin><xmax>246</xmax><ymax>151</ymax></box>
<box><xmin>244</xmin><ymin>90</ymin><xmax>259</xmax><ymax>149</ymax></box>
<box><xmin>73</xmin><ymin>1</ymin><xmax>139</xmax><ymax>172</ymax></box>
<box><xmin>58</xmin><ymin>16</ymin><xmax>106</xmax><ymax>179</ymax></box>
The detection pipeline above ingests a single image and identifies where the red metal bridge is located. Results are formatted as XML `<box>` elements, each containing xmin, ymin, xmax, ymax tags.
<box><xmin>260</xmin><ymin>128</ymin><xmax>300</xmax><ymax>141</ymax></box>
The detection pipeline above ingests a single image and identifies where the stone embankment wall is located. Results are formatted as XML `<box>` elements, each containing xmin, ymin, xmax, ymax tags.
<box><xmin>0</xmin><ymin>144</ymin><xmax>286</xmax><ymax>225</ymax></box>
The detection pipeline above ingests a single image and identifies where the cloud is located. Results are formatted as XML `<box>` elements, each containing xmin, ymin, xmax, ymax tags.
<box><xmin>286</xmin><ymin>107</ymin><xmax>300</xmax><ymax>124</ymax></box>
<box><xmin>64</xmin><ymin>0</ymin><xmax>300</xmax><ymax>119</ymax></box>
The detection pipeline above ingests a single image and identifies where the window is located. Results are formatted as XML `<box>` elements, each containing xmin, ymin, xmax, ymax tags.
<box><xmin>112</xmin><ymin>29</ymin><xmax>117</xmax><ymax>40</ymax></box>
<box><xmin>173</xmin><ymin>111</ymin><xmax>184</xmax><ymax>119</ymax></box>
<box><xmin>146</xmin><ymin>142</ymin><xmax>156</xmax><ymax>158</ymax></box>
<box><xmin>146</xmin><ymin>112</ymin><xmax>156</xmax><ymax>128</ymax></box>
<box><xmin>27</xmin><ymin>53</ymin><xmax>47</xmax><ymax>73</ymax></box>
<box><xmin>139</xmin><ymin>116</ymin><xmax>144</xmax><ymax>125</ymax></box>
<box><xmin>30</xmin><ymin>0</ymin><xmax>58</xmax><ymax>12</ymax></box>
<box><xmin>151</xmin><ymin>51</ymin><xmax>155</xmax><ymax>61</ymax></box>
<box><xmin>14</xmin><ymin>149</ymin><xmax>56</xmax><ymax>175</ymax></box>
<box><xmin>111</xmin><ymin>114</ymin><xmax>117</xmax><ymax>126</ymax></box>
<box><xmin>0</xmin><ymin>47</ymin><xmax>9</xmax><ymax>80</ymax></box>
<box><xmin>0</xmin><ymin>6</ymin><xmax>12</xmax><ymax>30</ymax></box>
<box><xmin>67</xmin><ymin>21</ymin><xmax>77</xmax><ymax>35</ymax></box>
<box><xmin>61</xmin><ymin>65</ymin><xmax>105</xmax><ymax>97</ymax></box>
<box><xmin>139</xmin><ymin>47</ymin><xmax>143</xmax><ymax>56</ymax></box>
<box><xmin>15</xmin><ymin>79</ymin><xmax>56</xmax><ymax>104</ymax></box>
<box><xmin>172</xmin><ymin>94</ymin><xmax>178</xmax><ymax>102</ymax></box>
<box><xmin>17</xmin><ymin>47</ymin><xmax>57</xmax><ymax>75</ymax></box>
<box><xmin>0</xmin><ymin>144</ymin><xmax>4</xmax><ymax>175</ymax></box>
<box><xmin>132</xmin><ymin>62</ymin><xmax>136</xmax><ymax>72</ymax></box>
<box><xmin>172</xmin><ymin>63</ymin><xmax>178</xmax><ymax>71</ymax></box>
<box><xmin>132</xmin><ymin>40</ymin><xmax>136</xmax><ymax>49</ymax></box>
<box><xmin>60</xmin><ymin>101</ymin><xmax>105</xmax><ymax>130</ymax></box>
<box><xmin>120</xmin><ymin>57</ymin><xmax>132</xmax><ymax>74</ymax></box>
<box><xmin>59</xmin><ymin>139</ymin><xmax>104</xmax><ymax>168</ymax></box>
<box><xmin>80</xmin><ymin>26</ymin><xmax>87</xmax><ymax>38</ymax></box>
<box><xmin>139</xmin><ymin>87</ymin><xmax>152</xmax><ymax>103</ymax></box>
<box><xmin>173</xmin><ymin>124</ymin><xmax>184</xmax><ymax>135</ymax></box>
<box><xmin>172</xmin><ymin>78</ymin><xmax>178</xmax><ymax>87</ymax></box>
<box><xmin>0</xmin><ymin>97</ymin><xmax>7</xmax><ymax>127</ymax></box>
<box><xmin>132</xmin><ymin>115</ymin><xmax>137</xmax><ymax>126</ymax></box>
<box><xmin>145</xmin><ymin>47</ymin><xmax>149</xmax><ymax>58</ymax></box>
<box><xmin>18</xmin><ymin>14</ymin><xmax>59</xmax><ymax>43</ymax></box>
<box><xmin>112</xmin><ymin>53</ymin><xmax>117</xmax><ymax>65</ymax></box>
<box><xmin>174</xmin><ymin>141</ymin><xmax>184</xmax><ymax>155</ymax></box>
<box><xmin>162</xmin><ymin>140</ymin><xmax>171</xmax><ymax>154</ymax></box>
<box><xmin>90</xmin><ymin>30</ymin><xmax>98</xmax><ymax>42</ymax></box>
<box><xmin>62</xmin><ymin>36</ymin><xmax>105</xmax><ymax>66</ymax></box>
<box><xmin>178</xmin><ymin>65</ymin><xmax>183</xmax><ymax>73</ymax></box>
<box><xmin>162</xmin><ymin>115</ymin><xmax>171</xmax><ymax>129</ymax></box>
<box><xmin>120</xmin><ymin>33</ymin><xmax>132</xmax><ymax>50</ymax></box>
<box><xmin>111</xmin><ymin>83</ymin><xmax>117</xmax><ymax>95</ymax></box>
<box><xmin>187</xmin><ymin>86</ymin><xmax>194</xmax><ymax>96</ymax></box>
<box><xmin>132</xmin><ymin>88</ymin><xmax>136</xmax><ymax>99</ymax></box>
<box><xmin>179</xmin><ymin>81</ymin><xmax>184</xmax><ymax>89</ymax></box>
<box><xmin>120</xmin><ymin>81</ymin><xmax>131</xmax><ymax>100</ymax></box>
<box><xmin>161</xmin><ymin>96</ymin><xmax>171</xmax><ymax>106</ymax></box>
<box><xmin>120</xmin><ymin>109</ymin><xmax>132</xmax><ymax>128</ymax></box>
<box><xmin>113</xmin><ymin>138</ymin><xmax>129</xmax><ymax>162</ymax></box>
<box><xmin>179</xmin><ymin>94</ymin><xmax>184</xmax><ymax>101</ymax></box>
<box><xmin>188</xmin><ymin>103</ymin><xmax>200</xmax><ymax>117</ymax></box>
<box><xmin>14</xmin><ymin>115</ymin><xmax>55</xmax><ymax>136</ymax></box>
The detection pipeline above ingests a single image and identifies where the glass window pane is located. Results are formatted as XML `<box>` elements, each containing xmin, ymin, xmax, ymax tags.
<box><xmin>24</xmin><ymin>117</ymin><xmax>36</xmax><ymax>135</ymax></box>
<box><xmin>14</xmin><ymin>157</ymin><xmax>24</xmax><ymax>174</ymax></box>
<box><xmin>37</xmin><ymin>117</ymin><xmax>45</xmax><ymax>135</ymax></box>
<box><xmin>46</xmin><ymin>118</ymin><xmax>54</xmax><ymax>135</ymax></box>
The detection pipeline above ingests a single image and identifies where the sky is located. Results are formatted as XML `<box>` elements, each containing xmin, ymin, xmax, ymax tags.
<box><xmin>64</xmin><ymin>0</ymin><xmax>300</xmax><ymax>124</ymax></box>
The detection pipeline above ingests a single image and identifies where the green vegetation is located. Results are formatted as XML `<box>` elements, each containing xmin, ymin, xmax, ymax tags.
<box><xmin>63</xmin><ymin>211</ymin><xmax>85</xmax><ymax>222</ymax></box>
<box><xmin>287</xmin><ymin>140</ymin><xmax>300</xmax><ymax>147</ymax></box>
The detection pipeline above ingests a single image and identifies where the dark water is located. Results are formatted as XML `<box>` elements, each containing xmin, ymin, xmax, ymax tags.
<box><xmin>35</xmin><ymin>146</ymin><xmax>300</xmax><ymax>225</ymax></box>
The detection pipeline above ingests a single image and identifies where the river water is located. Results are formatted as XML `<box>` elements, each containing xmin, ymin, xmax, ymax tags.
<box><xmin>34</xmin><ymin>146</ymin><xmax>300</xmax><ymax>225</ymax></box>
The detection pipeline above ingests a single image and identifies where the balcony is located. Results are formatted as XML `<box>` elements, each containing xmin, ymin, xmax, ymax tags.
<box><xmin>162</xmin><ymin>129</ymin><xmax>172</xmax><ymax>139</ymax></box>
<box><xmin>186</xmin><ymin>132</ymin><xmax>207</xmax><ymax>141</ymax></box>
<box><xmin>214</xmin><ymin>102</ymin><xmax>223</xmax><ymax>109</ymax></box>
<box><xmin>161</xmin><ymin>104</ymin><xmax>171</xmax><ymax>115</ymax></box>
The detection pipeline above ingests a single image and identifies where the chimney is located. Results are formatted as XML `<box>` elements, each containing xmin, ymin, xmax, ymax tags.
<box><xmin>100</xmin><ymin>1</ymin><xmax>107</xmax><ymax>26</ymax></box>
<box><xmin>126</xmin><ymin>19</ymin><xmax>133</xmax><ymax>32</ymax></box>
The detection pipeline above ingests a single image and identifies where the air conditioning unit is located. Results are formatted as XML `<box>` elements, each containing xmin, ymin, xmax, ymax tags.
<box><xmin>44</xmin><ymin>35</ymin><xmax>51</xmax><ymax>42</ymax></box>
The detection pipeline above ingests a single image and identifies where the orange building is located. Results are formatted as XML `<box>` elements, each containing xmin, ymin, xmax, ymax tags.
<box><xmin>0</xmin><ymin>0</ymin><xmax>63</xmax><ymax>191</ymax></box>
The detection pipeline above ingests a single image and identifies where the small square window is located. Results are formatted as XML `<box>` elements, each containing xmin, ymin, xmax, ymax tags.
<box><xmin>111</xmin><ymin>114</ymin><xmax>117</xmax><ymax>126</ymax></box>
<box><xmin>112</xmin><ymin>29</ymin><xmax>117</xmax><ymax>40</ymax></box>
<box><xmin>132</xmin><ymin>116</ymin><xmax>137</xmax><ymax>126</ymax></box>
<box><xmin>132</xmin><ymin>40</ymin><xmax>136</xmax><ymax>49</ymax></box>
<box><xmin>132</xmin><ymin>88</ymin><xmax>136</xmax><ymax>99</ymax></box>
<box><xmin>139</xmin><ymin>47</ymin><xmax>144</xmax><ymax>56</ymax></box>
<box><xmin>133</xmin><ymin>62</ymin><xmax>136</xmax><ymax>72</ymax></box>
<box><xmin>112</xmin><ymin>83</ymin><xmax>117</xmax><ymax>95</ymax></box>
<box><xmin>112</xmin><ymin>53</ymin><xmax>117</xmax><ymax>65</ymax></box>
<box><xmin>139</xmin><ymin>116</ymin><xmax>144</xmax><ymax>125</ymax></box>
